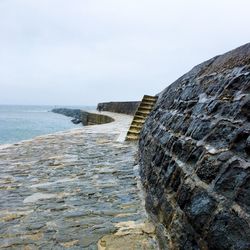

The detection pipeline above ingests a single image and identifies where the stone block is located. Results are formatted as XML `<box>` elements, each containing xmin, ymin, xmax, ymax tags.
<box><xmin>205</xmin><ymin>79</ymin><xmax>226</xmax><ymax>96</ymax></box>
<box><xmin>191</xmin><ymin>103</ymin><xmax>208</xmax><ymax>117</ymax></box>
<box><xmin>206</xmin><ymin>121</ymin><xmax>239</xmax><ymax>149</ymax></box>
<box><xmin>179</xmin><ymin>140</ymin><xmax>196</xmax><ymax>162</ymax></box>
<box><xmin>186</xmin><ymin>146</ymin><xmax>205</xmax><ymax>165</ymax></box>
<box><xmin>159</xmin><ymin>198</ymin><xmax>174</xmax><ymax>227</ymax></box>
<box><xmin>176</xmin><ymin>182</ymin><xmax>193</xmax><ymax>209</ymax></box>
<box><xmin>179</xmin><ymin>85</ymin><xmax>201</xmax><ymax>101</ymax></box>
<box><xmin>185</xmin><ymin>190</ymin><xmax>217</xmax><ymax>233</ymax></box>
<box><xmin>152</xmin><ymin>147</ymin><xmax>165</xmax><ymax>167</ymax></box>
<box><xmin>162</xmin><ymin>160</ymin><xmax>177</xmax><ymax>190</ymax></box>
<box><xmin>206</xmin><ymin>99</ymin><xmax>222</xmax><ymax>115</ymax></box>
<box><xmin>165</xmin><ymin>134</ymin><xmax>178</xmax><ymax>152</ymax></box>
<box><xmin>221</xmin><ymin>101</ymin><xmax>241</xmax><ymax>118</ymax></box>
<box><xmin>159</xmin><ymin>131</ymin><xmax>172</xmax><ymax>146</ymax></box>
<box><xmin>196</xmin><ymin>155</ymin><xmax>224</xmax><ymax>184</ymax></box>
<box><xmin>170</xmin><ymin>167</ymin><xmax>183</xmax><ymax>192</ymax></box>
<box><xmin>236</xmin><ymin>97</ymin><xmax>250</xmax><ymax>122</ymax></box>
<box><xmin>206</xmin><ymin>210</ymin><xmax>250</xmax><ymax>250</ymax></box>
<box><xmin>235</xmin><ymin>175</ymin><xmax>250</xmax><ymax>213</ymax></box>
<box><xmin>214</xmin><ymin>160</ymin><xmax>247</xmax><ymax>199</ymax></box>
<box><xmin>186</xmin><ymin>119</ymin><xmax>211</xmax><ymax>140</ymax></box>
<box><xmin>230</xmin><ymin>128</ymin><xmax>250</xmax><ymax>158</ymax></box>
<box><xmin>145</xmin><ymin>192</ymin><xmax>159</xmax><ymax>217</ymax></box>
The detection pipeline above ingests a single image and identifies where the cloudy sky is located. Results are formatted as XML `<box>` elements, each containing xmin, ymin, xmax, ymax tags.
<box><xmin>0</xmin><ymin>0</ymin><xmax>249</xmax><ymax>105</ymax></box>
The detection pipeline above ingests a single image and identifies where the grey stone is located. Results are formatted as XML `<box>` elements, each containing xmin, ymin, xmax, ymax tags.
<box><xmin>214</xmin><ymin>160</ymin><xmax>247</xmax><ymax>199</ymax></box>
<box><xmin>139</xmin><ymin>43</ymin><xmax>250</xmax><ymax>249</ymax></box>
<box><xmin>206</xmin><ymin>211</ymin><xmax>250</xmax><ymax>250</ymax></box>
<box><xmin>185</xmin><ymin>190</ymin><xmax>217</xmax><ymax>232</ymax></box>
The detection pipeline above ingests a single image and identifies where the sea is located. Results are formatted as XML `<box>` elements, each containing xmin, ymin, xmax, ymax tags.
<box><xmin>0</xmin><ymin>105</ymin><xmax>95</xmax><ymax>145</ymax></box>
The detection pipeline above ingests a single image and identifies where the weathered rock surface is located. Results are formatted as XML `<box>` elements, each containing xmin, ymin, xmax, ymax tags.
<box><xmin>139</xmin><ymin>43</ymin><xmax>250</xmax><ymax>249</ymax></box>
<box><xmin>0</xmin><ymin>112</ymin><xmax>158</xmax><ymax>249</ymax></box>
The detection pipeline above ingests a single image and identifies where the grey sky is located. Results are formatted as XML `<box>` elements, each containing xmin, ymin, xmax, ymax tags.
<box><xmin>0</xmin><ymin>0</ymin><xmax>249</xmax><ymax>105</ymax></box>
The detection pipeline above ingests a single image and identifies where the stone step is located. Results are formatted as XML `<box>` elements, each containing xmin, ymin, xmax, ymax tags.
<box><xmin>137</xmin><ymin>107</ymin><xmax>152</xmax><ymax>113</ymax></box>
<box><xmin>125</xmin><ymin>95</ymin><xmax>158</xmax><ymax>141</ymax></box>
<box><xmin>134</xmin><ymin>114</ymin><xmax>147</xmax><ymax>120</ymax></box>
<box><xmin>142</xmin><ymin>101</ymin><xmax>157</xmax><ymax>107</ymax></box>
<box><xmin>127</xmin><ymin>129</ymin><xmax>140</xmax><ymax>135</ymax></box>
<box><xmin>142</xmin><ymin>98</ymin><xmax>157</xmax><ymax>103</ymax></box>
<box><xmin>130</xmin><ymin>124</ymin><xmax>143</xmax><ymax>130</ymax></box>
<box><xmin>126</xmin><ymin>134</ymin><xmax>140</xmax><ymax>140</ymax></box>
<box><xmin>136</xmin><ymin>111</ymin><xmax>150</xmax><ymax>117</ymax></box>
<box><xmin>143</xmin><ymin>95</ymin><xmax>157</xmax><ymax>101</ymax></box>
<box><xmin>138</xmin><ymin>105</ymin><xmax>155</xmax><ymax>111</ymax></box>
<box><xmin>131</xmin><ymin>120</ymin><xmax>145</xmax><ymax>126</ymax></box>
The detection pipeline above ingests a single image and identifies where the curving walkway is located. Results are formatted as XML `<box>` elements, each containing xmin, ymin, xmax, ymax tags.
<box><xmin>0</xmin><ymin>112</ymin><xmax>158</xmax><ymax>249</ymax></box>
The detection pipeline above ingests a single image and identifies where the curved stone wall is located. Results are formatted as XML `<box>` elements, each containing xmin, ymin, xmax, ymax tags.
<box><xmin>139</xmin><ymin>43</ymin><xmax>250</xmax><ymax>249</ymax></box>
<box><xmin>52</xmin><ymin>108</ymin><xmax>114</xmax><ymax>125</ymax></box>
<box><xmin>82</xmin><ymin>112</ymin><xmax>114</xmax><ymax>125</ymax></box>
<box><xmin>97</xmin><ymin>101</ymin><xmax>140</xmax><ymax>115</ymax></box>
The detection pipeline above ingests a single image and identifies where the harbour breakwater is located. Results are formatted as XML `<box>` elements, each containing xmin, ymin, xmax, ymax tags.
<box><xmin>52</xmin><ymin>108</ymin><xmax>114</xmax><ymax>125</ymax></box>
<box><xmin>52</xmin><ymin>101</ymin><xmax>140</xmax><ymax>125</ymax></box>
<box><xmin>0</xmin><ymin>112</ymin><xmax>158</xmax><ymax>249</ymax></box>
<box><xmin>97</xmin><ymin>102</ymin><xmax>140</xmax><ymax>115</ymax></box>
<box><xmin>139</xmin><ymin>43</ymin><xmax>250</xmax><ymax>249</ymax></box>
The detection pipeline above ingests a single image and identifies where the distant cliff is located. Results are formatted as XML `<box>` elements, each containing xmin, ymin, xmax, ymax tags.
<box><xmin>97</xmin><ymin>101</ymin><xmax>140</xmax><ymax>115</ymax></box>
<box><xmin>52</xmin><ymin>108</ymin><xmax>114</xmax><ymax>125</ymax></box>
<box><xmin>139</xmin><ymin>43</ymin><xmax>250</xmax><ymax>249</ymax></box>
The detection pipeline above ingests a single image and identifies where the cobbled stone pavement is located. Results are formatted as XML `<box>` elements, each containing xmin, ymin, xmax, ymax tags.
<box><xmin>0</xmin><ymin>112</ymin><xmax>158</xmax><ymax>250</ymax></box>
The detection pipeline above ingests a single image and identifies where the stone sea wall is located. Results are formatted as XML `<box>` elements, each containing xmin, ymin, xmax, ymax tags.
<box><xmin>97</xmin><ymin>101</ymin><xmax>140</xmax><ymax>115</ymax></box>
<box><xmin>81</xmin><ymin>112</ymin><xmax>114</xmax><ymax>125</ymax></box>
<box><xmin>51</xmin><ymin>108</ymin><xmax>83</xmax><ymax>124</ymax></box>
<box><xmin>139</xmin><ymin>43</ymin><xmax>250</xmax><ymax>249</ymax></box>
<box><xmin>52</xmin><ymin>108</ymin><xmax>114</xmax><ymax>125</ymax></box>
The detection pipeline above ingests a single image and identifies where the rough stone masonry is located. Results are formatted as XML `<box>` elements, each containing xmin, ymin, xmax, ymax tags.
<box><xmin>139</xmin><ymin>43</ymin><xmax>250</xmax><ymax>249</ymax></box>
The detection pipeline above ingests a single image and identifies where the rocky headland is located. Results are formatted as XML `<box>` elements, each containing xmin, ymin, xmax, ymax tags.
<box><xmin>139</xmin><ymin>43</ymin><xmax>250</xmax><ymax>249</ymax></box>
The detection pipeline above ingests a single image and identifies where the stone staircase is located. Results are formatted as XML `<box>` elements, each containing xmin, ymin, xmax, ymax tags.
<box><xmin>126</xmin><ymin>95</ymin><xmax>158</xmax><ymax>141</ymax></box>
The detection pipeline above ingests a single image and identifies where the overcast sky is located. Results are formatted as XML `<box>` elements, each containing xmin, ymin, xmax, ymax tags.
<box><xmin>0</xmin><ymin>0</ymin><xmax>249</xmax><ymax>105</ymax></box>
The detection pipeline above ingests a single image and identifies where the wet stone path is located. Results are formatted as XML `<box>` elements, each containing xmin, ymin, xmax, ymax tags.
<box><xmin>0</xmin><ymin>113</ymin><xmax>158</xmax><ymax>250</ymax></box>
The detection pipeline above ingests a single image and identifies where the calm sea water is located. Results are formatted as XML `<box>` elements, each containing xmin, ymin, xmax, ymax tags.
<box><xmin>0</xmin><ymin>105</ymin><xmax>95</xmax><ymax>145</ymax></box>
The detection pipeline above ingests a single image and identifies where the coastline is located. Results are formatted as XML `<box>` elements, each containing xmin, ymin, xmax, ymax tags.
<box><xmin>0</xmin><ymin>105</ymin><xmax>88</xmax><ymax>146</ymax></box>
<box><xmin>0</xmin><ymin>111</ymin><xmax>130</xmax><ymax>149</ymax></box>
